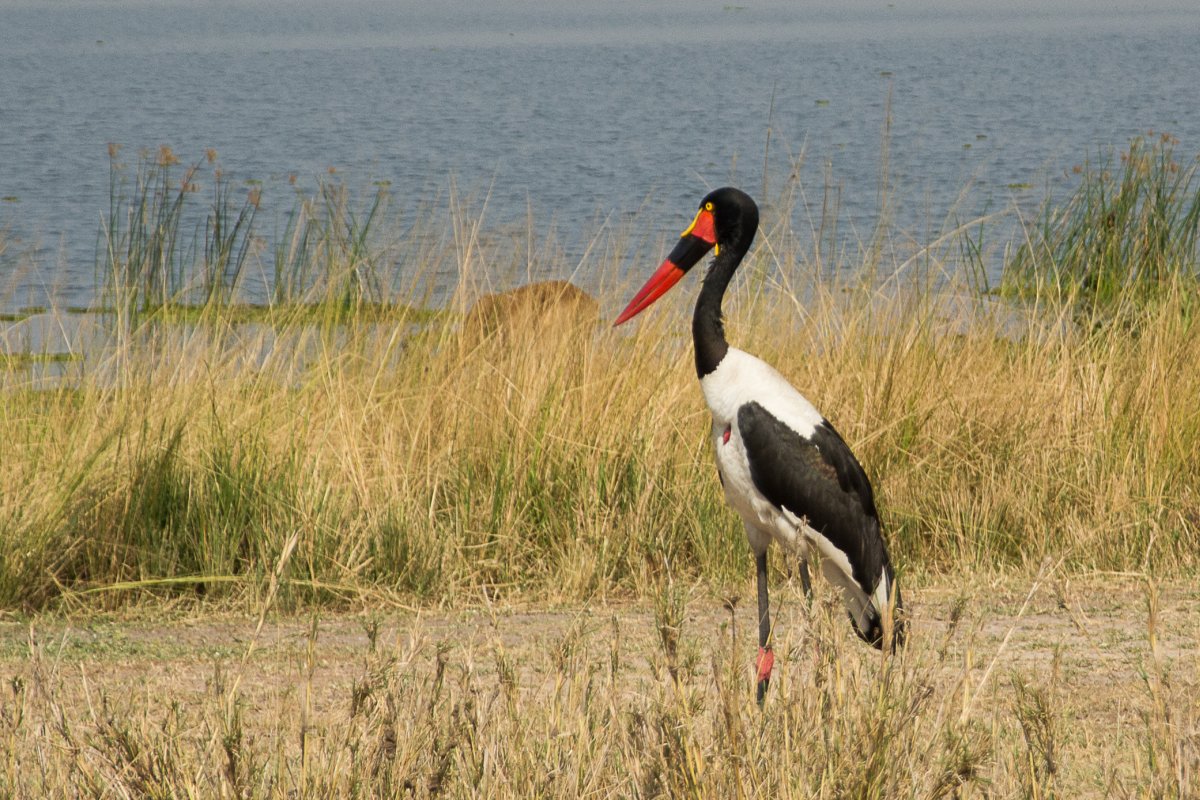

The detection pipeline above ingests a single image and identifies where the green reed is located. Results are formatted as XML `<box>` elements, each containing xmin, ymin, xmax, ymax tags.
<box><xmin>1001</xmin><ymin>134</ymin><xmax>1200</xmax><ymax>315</ymax></box>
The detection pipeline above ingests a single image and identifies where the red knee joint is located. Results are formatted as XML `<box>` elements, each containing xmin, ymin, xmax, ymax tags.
<box><xmin>756</xmin><ymin>646</ymin><xmax>775</xmax><ymax>683</ymax></box>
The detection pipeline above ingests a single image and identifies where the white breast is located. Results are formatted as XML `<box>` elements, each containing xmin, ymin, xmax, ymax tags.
<box><xmin>700</xmin><ymin>348</ymin><xmax>826</xmax><ymax>554</ymax></box>
<box><xmin>699</xmin><ymin>348</ymin><xmax>825</xmax><ymax>437</ymax></box>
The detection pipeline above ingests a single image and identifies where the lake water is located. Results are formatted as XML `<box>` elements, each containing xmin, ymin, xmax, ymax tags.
<box><xmin>2</xmin><ymin>0</ymin><xmax>1200</xmax><ymax>311</ymax></box>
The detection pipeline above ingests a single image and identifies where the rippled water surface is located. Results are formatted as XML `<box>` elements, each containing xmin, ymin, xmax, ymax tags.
<box><xmin>2</xmin><ymin>0</ymin><xmax>1199</xmax><ymax>308</ymax></box>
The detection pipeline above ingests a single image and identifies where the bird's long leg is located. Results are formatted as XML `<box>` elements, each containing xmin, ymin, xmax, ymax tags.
<box><xmin>755</xmin><ymin>550</ymin><xmax>774</xmax><ymax>705</ymax></box>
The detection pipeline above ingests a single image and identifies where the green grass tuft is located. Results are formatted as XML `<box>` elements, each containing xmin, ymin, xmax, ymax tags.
<box><xmin>1001</xmin><ymin>133</ymin><xmax>1200</xmax><ymax>317</ymax></box>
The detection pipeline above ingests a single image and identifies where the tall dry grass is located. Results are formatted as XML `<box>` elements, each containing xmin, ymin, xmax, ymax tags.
<box><xmin>2</xmin><ymin>145</ymin><xmax>1200</xmax><ymax>612</ymax></box>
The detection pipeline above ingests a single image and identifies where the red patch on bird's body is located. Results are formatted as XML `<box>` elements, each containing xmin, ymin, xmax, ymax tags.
<box><xmin>756</xmin><ymin>646</ymin><xmax>774</xmax><ymax>682</ymax></box>
<box><xmin>722</xmin><ymin>424</ymin><xmax>731</xmax><ymax>444</ymax></box>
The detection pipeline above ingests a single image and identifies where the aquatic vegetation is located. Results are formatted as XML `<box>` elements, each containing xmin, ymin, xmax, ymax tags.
<box><xmin>99</xmin><ymin>148</ymin><xmax>415</xmax><ymax>329</ymax></box>
<box><xmin>1001</xmin><ymin>133</ymin><xmax>1200</xmax><ymax>316</ymax></box>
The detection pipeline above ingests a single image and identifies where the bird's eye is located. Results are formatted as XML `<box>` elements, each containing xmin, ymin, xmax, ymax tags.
<box><xmin>704</xmin><ymin>202</ymin><xmax>714</xmax><ymax>211</ymax></box>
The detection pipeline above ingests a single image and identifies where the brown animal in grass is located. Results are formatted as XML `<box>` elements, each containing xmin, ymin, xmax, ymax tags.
<box><xmin>463</xmin><ymin>280</ymin><xmax>599</xmax><ymax>344</ymax></box>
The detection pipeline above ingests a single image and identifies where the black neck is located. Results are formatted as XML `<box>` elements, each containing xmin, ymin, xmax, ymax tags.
<box><xmin>689</xmin><ymin>190</ymin><xmax>759</xmax><ymax>379</ymax></box>
<box><xmin>693</xmin><ymin>246</ymin><xmax>743</xmax><ymax>378</ymax></box>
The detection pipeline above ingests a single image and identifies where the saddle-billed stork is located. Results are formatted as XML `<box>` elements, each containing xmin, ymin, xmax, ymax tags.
<box><xmin>615</xmin><ymin>187</ymin><xmax>904</xmax><ymax>703</ymax></box>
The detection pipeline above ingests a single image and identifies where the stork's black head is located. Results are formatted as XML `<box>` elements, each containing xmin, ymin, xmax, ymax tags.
<box><xmin>613</xmin><ymin>187</ymin><xmax>759</xmax><ymax>326</ymax></box>
<box><xmin>697</xmin><ymin>186</ymin><xmax>759</xmax><ymax>258</ymax></box>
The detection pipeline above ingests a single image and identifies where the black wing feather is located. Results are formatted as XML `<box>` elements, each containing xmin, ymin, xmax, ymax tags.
<box><xmin>737</xmin><ymin>401</ymin><xmax>891</xmax><ymax>594</ymax></box>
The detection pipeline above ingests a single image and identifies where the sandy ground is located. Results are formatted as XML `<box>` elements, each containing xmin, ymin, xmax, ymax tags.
<box><xmin>1</xmin><ymin>574</ymin><xmax>1195</xmax><ymax>710</ymax></box>
<box><xmin>0</xmin><ymin>573</ymin><xmax>1195</xmax><ymax>695</ymax></box>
